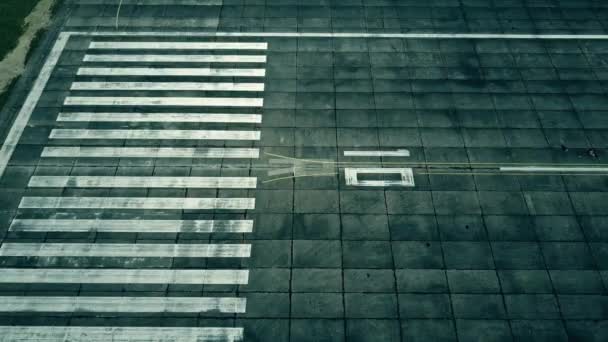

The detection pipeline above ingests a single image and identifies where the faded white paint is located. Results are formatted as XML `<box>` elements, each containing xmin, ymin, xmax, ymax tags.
<box><xmin>77</xmin><ymin>67</ymin><xmax>265</xmax><ymax>77</ymax></box>
<box><xmin>18</xmin><ymin>197</ymin><xmax>256</xmax><ymax>210</ymax></box>
<box><xmin>0</xmin><ymin>243</ymin><xmax>251</xmax><ymax>258</ymax></box>
<box><xmin>83</xmin><ymin>53</ymin><xmax>266</xmax><ymax>63</ymax></box>
<box><xmin>28</xmin><ymin>176</ymin><xmax>257</xmax><ymax>188</ymax></box>
<box><xmin>71</xmin><ymin>81</ymin><xmax>264</xmax><ymax>92</ymax></box>
<box><xmin>0</xmin><ymin>326</ymin><xmax>243</xmax><ymax>342</ymax></box>
<box><xmin>0</xmin><ymin>269</ymin><xmax>249</xmax><ymax>284</ymax></box>
<box><xmin>344</xmin><ymin>167</ymin><xmax>415</xmax><ymax>187</ymax></box>
<box><xmin>10</xmin><ymin>219</ymin><xmax>254</xmax><ymax>233</ymax></box>
<box><xmin>63</xmin><ymin>96</ymin><xmax>264</xmax><ymax>107</ymax></box>
<box><xmin>344</xmin><ymin>149</ymin><xmax>410</xmax><ymax>157</ymax></box>
<box><xmin>41</xmin><ymin>147</ymin><xmax>259</xmax><ymax>158</ymax></box>
<box><xmin>90</xmin><ymin>41</ymin><xmax>268</xmax><ymax>50</ymax></box>
<box><xmin>0</xmin><ymin>296</ymin><xmax>246</xmax><ymax>313</ymax></box>
<box><xmin>57</xmin><ymin>112</ymin><xmax>262</xmax><ymax>123</ymax></box>
<box><xmin>49</xmin><ymin>129</ymin><xmax>261</xmax><ymax>140</ymax></box>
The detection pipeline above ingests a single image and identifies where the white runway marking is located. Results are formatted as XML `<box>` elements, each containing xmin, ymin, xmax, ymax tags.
<box><xmin>0</xmin><ymin>296</ymin><xmax>246</xmax><ymax>313</ymax></box>
<box><xmin>84</xmin><ymin>53</ymin><xmax>266</xmax><ymax>63</ymax></box>
<box><xmin>499</xmin><ymin>166</ymin><xmax>608</xmax><ymax>173</ymax></box>
<box><xmin>0</xmin><ymin>33</ymin><xmax>70</xmax><ymax>179</ymax></box>
<box><xmin>344</xmin><ymin>149</ymin><xmax>410</xmax><ymax>157</ymax></box>
<box><xmin>0</xmin><ymin>243</ymin><xmax>251</xmax><ymax>258</ymax></box>
<box><xmin>77</xmin><ymin>67</ymin><xmax>265</xmax><ymax>77</ymax></box>
<box><xmin>74</xmin><ymin>31</ymin><xmax>608</xmax><ymax>39</ymax></box>
<box><xmin>57</xmin><ymin>112</ymin><xmax>263</xmax><ymax>123</ymax></box>
<box><xmin>9</xmin><ymin>219</ymin><xmax>254</xmax><ymax>233</ymax></box>
<box><xmin>41</xmin><ymin>146</ymin><xmax>260</xmax><ymax>158</ymax></box>
<box><xmin>345</xmin><ymin>167</ymin><xmax>415</xmax><ymax>187</ymax></box>
<box><xmin>64</xmin><ymin>96</ymin><xmax>264</xmax><ymax>107</ymax></box>
<box><xmin>0</xmin><ymin>269</ymin><xmax>249</xmax><ymax>284</ymax></box>
<box><xmin>18</xmin><ymin>197</ymin><xmax>256</xmax><ymax>210</ymax></box>
<box><xmin>71</xmin><ymin>81</ymin><xmax>264</xmax><ymax>92</ymax></box>
<box><xmin>49</xmin><ymin>129</ymin><xmax>261</xmax><ymax>140</ymax></box>
<box><xmin>90</xmin><ymin>41</ymin><xmax>268</xmax><ymax>50</ymax></box>
<box><xmin>0</xmin><ymin>326</ymin><xmax>244</xmax><ymax>342</ymax></box>
<box><xmin>28</xmin><ymin>176</ymin><xmax>257</xmax><ymax>188</ymax></box>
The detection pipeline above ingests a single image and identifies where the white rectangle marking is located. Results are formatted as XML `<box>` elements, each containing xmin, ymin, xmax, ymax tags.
<box><xmin>345</xmin><ymin>167</ymin><xmax>415</xmax><ymax>187</ymax></box>
<box><xmin>0</xmin><ymin>269</ymin><xmax>249</xmax><ymax>284</ymax></box>
<box><xmin>18</xmin><ymin>197</ymin><xmax>255</xmax><ymax>210</ymax></box>
<box><xmin>49</xmin><ymin>129</ymin><xmax>260</xmax><ymax>140</ymax></box>
<box><xmin>89</xmin><ymin>41</ymin><xmax>268</xmax><ymax>50</ymax></box>
<box><xmin>77</xmin><ymin>67</ymin><xmax>265</xmax><ymax>77</ymax></box>
<box><xmin>41</xmin><ymin>147</ymin><xmax>259</xmax><ymax>158</ymax></box>
<box><xmin>0</xmin><ymin>296</ymin><xmax>246</xmax><ymax>313</ymax></box>
<box><xmin>0</xmin><ymin>326</ymin><xmax>244</xmax><ymax>342</ymax></box>
<box><xmin>84</xmin><ymin>53</ymin><xmax>266</xmax><ymax>63</ymax></box>
<box><xmin>57</xmin><ymin>112</ymin><xmax>262</xmax><ymax>123</ymax></box>
<box><xmin>64</xmin><ymin>96</ymin><xmax>263</xmax><ymax>107</ymax></box>
<box><xmin>344</xmin><ymin>149</ymin><xmax>410</xmax><ymax>157</ymax></box>
<box><xmin>0</xmin><ymin>243</ymin><xmax>251</xmax><ymax>258</ymax></box>
<box><xmin>28</xmin><ymin>176</ymin><xmax>257</xmax><ymax>188</ymax></box>
<box><xmin>71</xmin><ymin>82</ymin><xmax>264</xmax><ymax>92</ymax></box>
<box><xmin>499</xmin><ymin>166</ymin><xmax>608</xmax><ymax>173</ymax></box>
<box><xmin>9</xmin><ymin>219</ymin><xmax>253</xmax><ymax>233</ymax></box>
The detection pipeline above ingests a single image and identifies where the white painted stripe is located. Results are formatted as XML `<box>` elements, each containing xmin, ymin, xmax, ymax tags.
<box><xmin>0</xmin><ymin>33</ymin><xmax>70</xmax><ymax>179</ymax></box>
<box><xmin>41</xmin><ymin>147</ymin><xmax>259</xmax><ymax>158</ymax></box>
<box><xmin>77</xmin><ymin>67</ymin><xmax>265</xmax><ymax>77</ymax></box>
<box><xmin>49</xmin><ymin>129</ymin><xmax>261</xmax><ymax>140</ymax></box>
<box><xmin>0</xmin><ymin>243</ymin><xmax>251</xmax><ymax>258</ymax></box>
<box><xmin>72</xmin><ymin>31</ymin><xmax>608</xmax><ymax>39</ymax></box>
<box><xmin>57</xmin><ymin>112</ymin><xmax>262</xmax><ymax>123</ymax></box>
<box><xmin>344</xmin><ymin>149</ymin><xmax>410</xmax><ymax>157</ymax></box>
<box><xmin>90</xmin><ymin>41</ymin><xmax>268</xmax><ymax>50</ymax></box>
<box><xmin>499</xmin><ymin>166</ymin><xmax>608</xmax><ymax>173</ymax></box>
<box><xmin>28</xmin><ymin>176</ymin><xmax>257</xmax><ymax>188</ymax></box>
<box><xmin>0</xmin><ymin>296</ymin><xmax>246</xmax><ymax>313</ymax></box>
<box><xmin>84</xmin><ymin>53</ymin><xmax>266</xmax><ymax>63</ymax></box>
<box><xmin>0</xmin><ymin>269</ymin><xmax>249</xmax><ymax>284</ymax></box>
<box><xmin>18</xmin><ymin>197</ymin><xmax>255</xmax><ymax>210</ymax></box>
<box><xmin>71</xmin><ymin>82</ymin><xmax>264</xmax><ymax>92</ymax></box>
<box><xmin>9</xmin><ymin>219</ymin><xmax>253</xmax><ymax>233</ymax></box>
<box><xmin>0</xmin><ymin>326</ymin><xmax>243</xmax><ymax>342</ymax></box>
<box><xmin>63</xmin><ymin>96</ymin><xmax>263</xmax><ymax>107</ymax></box>
<box><xmin>345</xmin><ymin>167</ymin><xmax>415</xmax><ymax>187</ymax></box>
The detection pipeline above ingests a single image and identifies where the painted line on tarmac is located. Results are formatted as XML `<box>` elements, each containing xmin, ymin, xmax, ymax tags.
<box><xmin>0</xmin><ymin>243</ymin><xmax>251</xmax><ymax>258</ymax></box>
<box><xmin>9</xmin><ymin>219</ymin><xmax>254</xmax><ymax>233</ymax></box>
<box><xmin>0</xmin><ymin>296</ymin><xmax>246</xmax><ymax>313</ymax></box>
<box><xmin>0</xmin><ymin>326</ymin><xmax>243</xmax><ymax>342</ymax></box>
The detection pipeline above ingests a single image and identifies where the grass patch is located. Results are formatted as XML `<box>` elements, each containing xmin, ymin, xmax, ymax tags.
<box><xmin>0</xmin><ymin>0</ymin><xmax>43</xmax><ymax>61</ymax></box>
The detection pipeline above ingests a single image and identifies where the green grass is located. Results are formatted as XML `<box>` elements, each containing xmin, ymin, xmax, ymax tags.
<box><xmin>0</xmin><ymin>0</ymin><xmax>42</xmax><ymax>61</ymax></box>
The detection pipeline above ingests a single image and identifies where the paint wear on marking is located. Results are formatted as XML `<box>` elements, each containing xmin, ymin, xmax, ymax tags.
<box><xmin>89</xmin><ymin>41</ymin><xmax>268</xmax><ymax>50</ymax></box>
<box><xmin>499</xmin><ymin>166</ymin><xmax>608</xmax><ymax>173</ymax></box>
<box><xmin>28</xmin><ymin>176</ymin><xmax>257</xmax><ymax>188</ymax></box>
<box><xmin>84</xmin><ymin>53</ymin><xmax>266</xmax><ymax>63</ymax></box>
<box><xmin>0</xmin><ymin>326</ymin><xmax>244</xmax><ymax>342</ymax></box>
<box><xmin>57</xmin><ymin>112</ymin><xmax>262</xmax><ymax>123</ymax></box>
<box><xmin>345</xmin><ymin>167</ymin><xmax>415</xmax><ymax>187</ymax></box>
<box><xmin>18</xmin><ymin>197</ymin><xmax>255</xmax><ymax>210</ymax></box>
<box><xmin>63</xmin><ymin>96</ymin><xmax>263</xmax><ymax>107</ymax></box>
<box><xmin>49</xmin><ymin>129</ymin><xmax>261</xmax><ymax>140</ymax></box>
<box><xmin>41</xmin><ymin>147</ymin><xmax>260</xmax><ymax>158</ymax></box>
<box><xmin>344</xmin><ymin>149</ymin><xmax>410</xmax><ymax>157</ymax></box>
<box><xmin>9</xmin><ymin>219</ymin><xmax>254</xmax><ymax>233</ymax></box>
<box><xmin>71</xmin><ymin>81</ymin><xmax>264</xmax><ymax>92</ymax></box>
<box><xmin>0</xmin><ymin>243</ymin><xmax>251</xmax><ymax>258</ymax></box>
<box><xmin>77</xmin><ymin>67</ymin><xmax>265</xmax><ymax>77</ymax></box>
<box><xmin>0</xmin><ymin>296</ymin><xmax>246</xmax><ymax>313</ymax></box>
<box><xmin>0</xmin><ymin>269</ymin><xmax>249</xmax><ymax>284</ymax></box>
